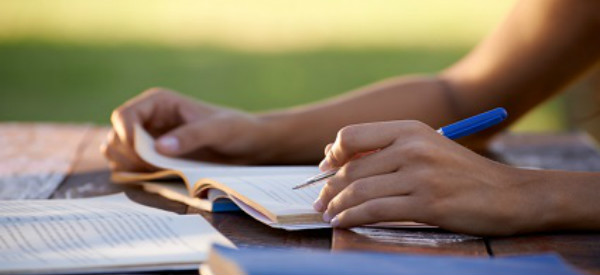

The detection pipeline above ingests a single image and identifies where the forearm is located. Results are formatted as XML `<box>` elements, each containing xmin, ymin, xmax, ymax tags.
<box><xmin>256</xmin><ymin>0</ymin><xmax>600</xmax><ymax>164</ymax></box>
<box><xmin>516</xmin><ymin>168</ymin><xmax>600</xmax><ymax>233</ymax></box>
<box><xmin>258</xmin><ymin>76</ymin><xmax>461</xmax><ymax>164</ymax></box>
<box><xmin>443</xmin><ymin>0</ymin><xmax>600</xmax><ymax>127</ymax></box>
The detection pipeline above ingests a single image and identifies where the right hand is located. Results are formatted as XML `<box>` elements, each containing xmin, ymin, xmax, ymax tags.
<box><xmin>101</xmin><ymin>88</ymin><xmax>276</xmax><ymax>172</ymax></box>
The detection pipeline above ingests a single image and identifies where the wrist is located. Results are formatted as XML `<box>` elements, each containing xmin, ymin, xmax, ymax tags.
<box><xmin>509</xmin><ymin>168</ymin><xmax>574</xmax><ymax>233</ymax></box>
<box><xmin>256</xmin><ymin>110</ymin><xmax>317</xmax><ymax>164</ymax></box>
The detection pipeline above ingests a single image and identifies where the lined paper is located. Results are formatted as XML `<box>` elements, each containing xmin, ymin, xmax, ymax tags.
<box><xmin>210</xmin><ymin>174</ymin><xmax>325</xmax><ymax>216</ymax></box>
<box><xmin>0</xmin><ymin>194</ymin><xmax>233</xmax><ymax>274</ymax></box>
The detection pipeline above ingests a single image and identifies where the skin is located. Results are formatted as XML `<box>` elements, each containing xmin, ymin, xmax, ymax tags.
<box><xmin>102</xmin><ymin>0</ymin><xmax>600</xmax><ymax>236</ymax></box>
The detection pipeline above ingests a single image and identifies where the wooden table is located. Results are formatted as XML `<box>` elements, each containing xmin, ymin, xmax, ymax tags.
<box><xmin>3</xmin><ymin>124</ymin><xmax>600</xmax><ymax>274</ymax></box>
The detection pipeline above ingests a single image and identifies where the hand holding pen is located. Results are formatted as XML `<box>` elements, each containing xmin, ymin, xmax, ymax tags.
<box><xmin>291</xmin><ymin>108</ymin><xmax>539</xmax><ymax>236</ymax></box>
<box><xmin>294</xmin><ymin>108</ymin><xmax>508</xmax><ymax>190</ymax></box>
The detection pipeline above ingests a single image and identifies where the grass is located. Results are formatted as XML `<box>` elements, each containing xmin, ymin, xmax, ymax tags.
<box><xmin>0</xmin><ymin>0</ymin><xmax>566</xmax><ymax>131</ymax></box>
<box><xmin>0</xmin><ymin>41</ymin><xmax>565</xmax><ymax>130</ymax></box>
<box><xmin>0</xmin><ymin>41</ymin><xmax>468</xmax><ymax>123</ymax></box>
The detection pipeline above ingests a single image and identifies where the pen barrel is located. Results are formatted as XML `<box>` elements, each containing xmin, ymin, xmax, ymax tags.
<box><xmin>440</xmin><ymin>107</ymin><xmax>508</xmax><ymax>140</ymax></box>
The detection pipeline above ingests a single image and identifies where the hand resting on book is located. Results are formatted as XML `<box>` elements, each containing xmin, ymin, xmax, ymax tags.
<box><xmin>102</xmin><ymin>88</ymin><xmax>280</xmax><ymax>171</ymax></box>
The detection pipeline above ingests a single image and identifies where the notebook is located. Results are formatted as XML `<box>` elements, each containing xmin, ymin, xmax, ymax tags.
<box><xmin>112</xmin><ymin>125</ymin><xmax>424</xmax><ymax>230</ymax></box>
<box><xmin>0</xmin><ymin>193</ymin><xmax>233</xmax><ymax>274</ymax></box>
<box><xmin>201</xmin><ymin>244</ymin><xmax>583</xmax><ymax>275</ymax></box>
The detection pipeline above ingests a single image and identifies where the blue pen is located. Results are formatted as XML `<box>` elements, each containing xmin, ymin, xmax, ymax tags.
<box><xmin>292</xmin><ymin>107</ymin><xmax>508</xmax><ymax>190</ymax></box>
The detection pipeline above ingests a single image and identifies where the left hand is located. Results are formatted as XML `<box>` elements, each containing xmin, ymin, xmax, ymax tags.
<box><xmin>314</xmin><ymin>120</ymin><xmax>542</xmax><ymax>236</ymax></box>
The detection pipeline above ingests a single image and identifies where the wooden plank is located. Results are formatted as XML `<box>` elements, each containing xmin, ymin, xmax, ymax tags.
<box><xmin>489</xmin><ymin>233</ymin><xmax>600</xmax><ymax>275</ymax></box>
<box><xmin>333</xmin><ymin>228</ymin><xmax>488</xmax><ymax>256</ymax></box>
<box><xmin>489</xmin><ymin>132</ymin><xmax>600</xmax><ymax>172</ymax></box>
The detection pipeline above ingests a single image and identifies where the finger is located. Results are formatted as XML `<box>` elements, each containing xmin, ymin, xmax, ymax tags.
<box><xmin>103</xmin><ymin>141</ymin><xmax>146</xmax><ymax>172</ymax></box>
<box><xmin>324</xmin><ymin>143</ymin><xmax>333</xmax><ymax>155</ymax></box>
<box><xmin>155</xmin><ymin>116</ymin><xmax>235</xmax><ymax>156</ymax></box>
<box><xmin>330</xmin><ymin>196</ymin><xmax>421</xmax><ymax>228</ymax></box>
<box><xmin>314</xmin><ymin>175</ymin><xmax>348</xmax><ymax>212</ymax></box>
<box><xmin>323</xmin><ymin>121</ymin><xmax>430</xmax><ymax>170</ymax></box>
<box><xmin>110</xmin><ymin>88</ymin><xmax>170</xmax><ymax>147</ymax></box>
<box><xmin>324</xmin><ymin>172</ymin><xmax>415</xmax><ymax>221</ymax></box>
<box><xmin>316</xmin><ymin>148</ymin><xmax>403</xmax><ymax>210</ymax></box>
<box><xmin>104</xmin><ymin>131</ymin><xmax>155</xmax><ymax>172</ymax></box>
<box><xmin>319</xmin><ymin>143</ymin><xmax>334</xmax><ymax>171</ymax></box>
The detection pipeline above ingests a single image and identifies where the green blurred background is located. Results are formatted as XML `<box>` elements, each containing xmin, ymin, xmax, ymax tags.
<box><xmin>0</xmin><ymin>0</ymin><xmax>577</xmax><ymax>132</ymax></box>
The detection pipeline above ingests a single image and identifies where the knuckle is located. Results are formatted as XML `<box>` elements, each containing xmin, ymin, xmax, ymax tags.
<box><xmin>326</xmin><ymin>197</ymin><xmax>341</xmax><ymax>213</ymax></box>
<box><xmin>323</xmin><ymin>178</ymin><xmax>345</xmax><ymax>198</ymax></box>
<box><xmin>326</xmin><ymin>177</ymin><xmax>344</xmax><ymax>192</ymax></box>
<box><xmin>336</xmin><ymin>125</ymin><xmax>359</xmax><ymax>149</ymax></box>
<box><xmin>319</xmin><ymin>183</ymin><xmax>335</xmax><ymax>201</ymax></box>
<box><xmin>143</xmin><ymin>87</ymin><xmax>170</xmax><ymax>97</ymax></box>
<box><xmin>110</xmin><ymin>108</ymin><xmax>123</xmax><ymax>121</ymax></box>
<box><xmin>338</xmin><ymin>161</ymin><xmax>358</xmax><ymax>181</ymax></box>
<box><xmin>111</xmin><ymin>107</ymin><xmax>131</xmax><ymax>123</ymax></box>
<box><xmin>403</xmin><ymin>140</ymin><xmax>435</xmax><ymax>161</ymax></box>
<box><xmin>401</xmin><ymin>120</ymin><xmax>429</xmax><ymax>135</ymax></box>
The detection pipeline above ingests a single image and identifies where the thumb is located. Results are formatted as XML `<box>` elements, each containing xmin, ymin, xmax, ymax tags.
<box><xmin>155</xmin><ymin>118</ymin><xmax>231</xmax><ymax>156</ymax></box>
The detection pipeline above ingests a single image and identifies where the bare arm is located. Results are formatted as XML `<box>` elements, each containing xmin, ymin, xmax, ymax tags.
<box><xmin>261</xmin><ymin>0</ymin><xmax>600</xmax><ymax>163</ymax></box>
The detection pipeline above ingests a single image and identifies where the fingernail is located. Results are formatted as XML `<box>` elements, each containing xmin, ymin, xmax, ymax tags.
<box><xmin>158</xmin><ymin>136</ymin><xmax>179</xmax><ymax>152</ymax></box>
<box><xmin>330</xmin><ymin>216</ymin><xmax>340</xmax><ymax>227</ymax></box>
<box><xmin>323</xmin><ymin>212</ymin><xmax>332</xmax><ymax>222</ymax></box>
<box><xmin>313</xmin><ymin>198</ymin><xmax>324</xmax><ymax>212</ymax></box>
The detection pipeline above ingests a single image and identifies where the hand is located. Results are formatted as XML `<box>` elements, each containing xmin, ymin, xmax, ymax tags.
<box><xmin>101</xmin><ymin>88</ymin><xmax>275</xmax><ymax>171</ymax></box>
<box><xmin>314</xmin><ymin>120</ymin><xmax>545</xmax><ymax>236</ymax></box>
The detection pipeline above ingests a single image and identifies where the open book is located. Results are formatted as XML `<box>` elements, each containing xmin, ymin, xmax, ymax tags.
<box><xmin>0</xmin><ymin>193</ymin><xmax>233</xmax><ymax>274</ymax></box>
<box><xmin>112</xmin><ymin>125</ymin><xmax>422</xmax><ymax>230</ymax></box>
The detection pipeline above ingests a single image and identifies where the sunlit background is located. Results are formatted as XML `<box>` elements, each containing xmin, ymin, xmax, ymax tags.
<box><xmin>1</xmin><ymin>0</ymin><xmax>598</xmax><ymax>136</ymax></box>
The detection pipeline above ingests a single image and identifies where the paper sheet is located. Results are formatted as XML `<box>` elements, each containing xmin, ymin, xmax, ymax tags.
<box><xmin>0</xmin><ymin>193</ymin><xmax>233</xmax><ymax>274</ymax></box>
<box><xmin>0</xmin><ymin>124</ymin><xmax>90</xmax><ymax>199</ymax></box>
<box><xmin>133</xmin><ymin>124</ymin><xmax>317</xmax><ymax>181</ymax></box>
<box><xmin>213</xmin><ymin>174</ymin><xmax>323</xmax><ymax>211</ymax></box>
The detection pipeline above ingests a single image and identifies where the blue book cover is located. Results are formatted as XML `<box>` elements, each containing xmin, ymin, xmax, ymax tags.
<box><xmin>207</xmin><ymin>244</ymin><xmax>582</xmax><ymax>275</ymax></box>
<box><xmin>212</xmin><ymin>198</ymin><xmax>241</xmax><ymax>212</ymax></box>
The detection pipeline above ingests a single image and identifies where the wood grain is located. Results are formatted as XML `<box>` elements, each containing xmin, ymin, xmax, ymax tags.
<box><xmin>333</xmin><ymin>227</ymin><xmax>488</xmax><ymax>256</ymax></box>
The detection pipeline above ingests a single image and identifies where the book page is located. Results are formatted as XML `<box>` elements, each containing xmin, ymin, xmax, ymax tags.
<box><xmin>205</xmin><ymin>175</ymin><xmax>429</xmax><ymax>230</ymax></box>
<box><xmin>133</xmin><ymin>124</ymin><xmax>318</xmax><ymax>181</ymax></box>
<box><xmin>210</xmin><ymin>173</ymin><xmax>324</xmax><ymax>216</ymax></box>
<box><xmin>0</xmin><ymin>193</ymin><xmax>233</xmax><ymax>274</ymax></box>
